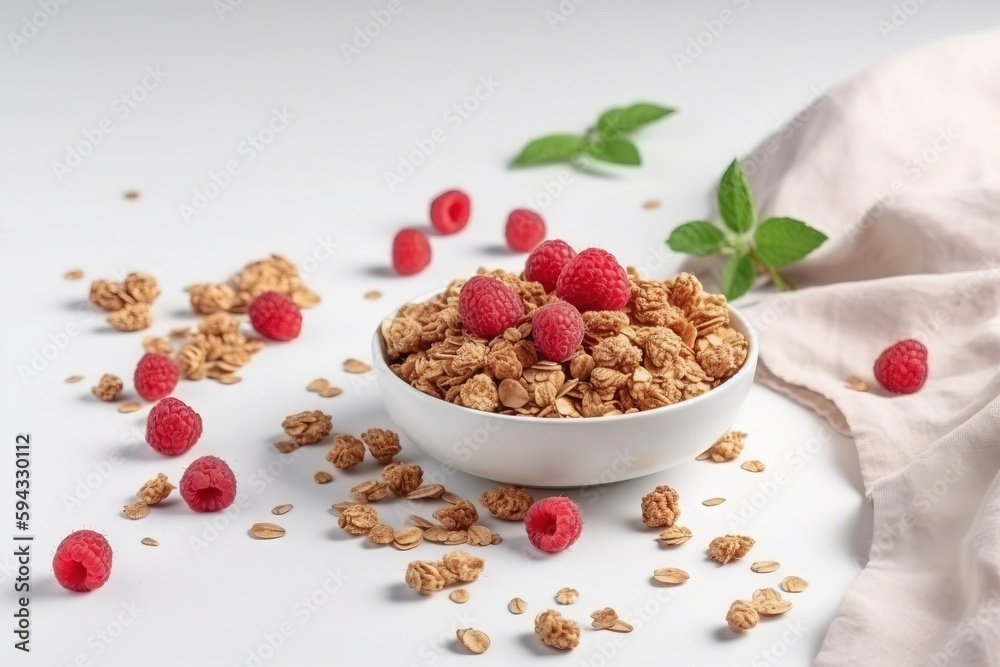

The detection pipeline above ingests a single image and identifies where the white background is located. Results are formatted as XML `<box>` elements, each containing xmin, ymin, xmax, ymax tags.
<box><xmin>2</xmin><ymin>1</ymin><xmax>997</xmax><ymax>665</ymax></box>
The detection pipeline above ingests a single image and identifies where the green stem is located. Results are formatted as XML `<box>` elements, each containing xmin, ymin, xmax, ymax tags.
<box><xmin>749</xmin><ymin>250</ymin><xmax>794</xmax><ymax>291</ymax></box>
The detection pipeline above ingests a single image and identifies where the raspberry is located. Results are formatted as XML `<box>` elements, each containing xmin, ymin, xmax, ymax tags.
<box><xmin>525</xmin><ymin>240</ymin><xmax>577</xmax><ymax>292</ymax></box>
<box><xmin>146</xmin><ymin>397</ymin><xmax>203</xmax><ymax>456</ymax></box>
<box><xmin>873</xmin><ymin>339</ymin><xmax>928</xmax><ymax>394</ymax></box>
<box><xmin>458</xmin><ymin>276</ymin><xmax>524</xmax><ymax>339</ymax></box>
<box><xmin>134</xmin><ymin>352</ymin><xmax>179</xmax><ymax>401</ymax></box>
<box><xmin>532</xmin><ymin>301</ymin><xmax>584</xmax><ymax>362</ymax></box>
<box><xmin>430</xmin><ymin>189</ymin><xmax>471</xmax><ymax>234</ymax></box>
<box><xmin>505</xmin><ymin>209</ymin><xmax>546</xmax><ymax>252</ymax></box>
<box><xmin>555</xmin><ymin>248</ymin><xmax>630</xmax><ymax>312</ymax></box>
<box><xmin>392</xmin><ymin>228</ymin><xmax>432</xmax><ymax>275</ymax></box>
<box><xmin>249</xmin><ymin>291</ymin><xmax>302</xmax><ymax>341</ymax></box>
<box><xmin>524</xmin><ymin>497</ymin><xmax>583</xmax><ymax>553</ymax></box>
<box><xmin>52</xmin><ymin>529</ymin><xmax>112</xmax><ymax>592</ymax></box>
<box><xmin>179</xmin><ymin>455</ymin><xmax>237</xmax><ymax>512</ymax></box>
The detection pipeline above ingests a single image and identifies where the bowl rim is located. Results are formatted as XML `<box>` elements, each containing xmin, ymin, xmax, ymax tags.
<box><xmin>371</xmin><ymin>289</ymin><xmax>758</xmax><ymax>426</ymax></box>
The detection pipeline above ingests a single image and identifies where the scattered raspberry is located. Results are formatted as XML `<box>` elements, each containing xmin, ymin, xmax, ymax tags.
<box><xmin>873</xmin><ymin>339</ymin><xmax>928</xmax><ymax>394</ymax></box>
<box><xmin>458</xmin><ymin>276</ymin><xmax>524</xmax><ymax>339</ymax></box>
<box><xmin>392</xmin><ymin>228</ymin><xmax>432</xmax><ymax>275</ymax></box>
<box><xmin>133</xmin><ymin>352</ymin><xmax>179</xmax><ymax>401</ymax></box>
<box><xmin>556</xmin><ymin>248</ymin><xmax>630</xmax><ymax>312</ymax></box>
<box><xmin>145</xmin><ymin>397</ymin><xmax>203</xmax><ymax>456</ymax></box>
<box><xmin>505</xmin><ymin>209</ymin><xmax>546</xmax><ymax>252</ymax></box>
<box><xmin>430</xmin><ymin>189</ymin><xmax>471</xmax><ymax>234</ymax></box>
<box><xmin>52</xmin><ymin>529</ymin><xmax>112</xmax><ymax>592</ymax></box>
<box><xmin>179</xmin><ymin>455</ymin><xmax>237</xmax><ymax>512</ymax></box>
<box><xmin>248</xmin><ymin>291</ymin><xmax>302</xmax><ymax>341</ymax></box>
<box><xmin>524</xmin><ymin>240</ymin><xmax>577</xmax><ymax>292</ymax></box>
<box><xmin>532</xmin><ymin>301</ymin><xmax>584</xmax><ymax>362</ymax></box>
<box><xmin>524</xmin><ymin>496</ymin><xmax>583</xmax><ymax>552</ymax></box>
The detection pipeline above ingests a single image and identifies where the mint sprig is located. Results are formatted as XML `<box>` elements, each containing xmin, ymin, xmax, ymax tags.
<box><xmin>667</xmin><ymin>159</ymin><xmax>828</xmax><ymax>300</ymax></box>
<box><xmin>511</xmin><ymin>102</ymin><xmax>675</xmax><ymax>168</ymax></box>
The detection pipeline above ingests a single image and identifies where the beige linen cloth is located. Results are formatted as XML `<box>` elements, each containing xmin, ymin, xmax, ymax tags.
<box><xmin>736</xmin><ymin>29</ymin><xmax>1000</xmax><ymax>667</ymax></box>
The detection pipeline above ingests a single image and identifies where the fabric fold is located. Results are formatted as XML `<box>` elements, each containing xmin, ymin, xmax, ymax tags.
<box><xmin>734</xmin><ymin>28</ymin><xmax>1000</xmax><ymax>666</ymax></box>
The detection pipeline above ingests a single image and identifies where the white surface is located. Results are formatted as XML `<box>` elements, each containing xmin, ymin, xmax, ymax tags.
<box><xmin>373</xmin><ymin>303</ymin><xmax>759</xmax><ymax>487</ymax></box>
<box><xmin>1</xmin><ymin>1</ymin><xmax>994</xmax><ymax>665</ymax></box>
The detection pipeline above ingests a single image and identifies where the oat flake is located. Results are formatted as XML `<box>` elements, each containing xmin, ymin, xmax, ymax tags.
<box><xmin>250</xmin><ymin>522</ymin><xmax>285</xmax><ymax>539</ymax></box>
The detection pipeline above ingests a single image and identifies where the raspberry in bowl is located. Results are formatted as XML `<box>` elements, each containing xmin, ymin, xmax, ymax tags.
<box><xmin>371</xmin><ymin>248</ymin><xmax>757</xmax><ymax>487</ymax></box>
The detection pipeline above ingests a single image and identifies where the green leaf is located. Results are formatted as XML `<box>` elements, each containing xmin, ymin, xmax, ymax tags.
<box><xmin>753</xmin><ymin>217</ymin><xmax>828</xmax><ymax>267</ymax></box>
<box><xmin>586</xmin><ymin>138</ymin><xmax>641</xmax><ymax>166</ymax></box>
<box><xmin>597</xmin><ymin>103</ymin><xmax>675</xmax><ymax>139</ymax></box>
<box><xmin>511</xmin><ymin>134</ymin><xmax>587</xmax><ymax>167</ymax></box>
<box><xmin>717</xmin><ymin>159</ymin><xmax>756</xmax><ymax>233</ymax></box>
<box><xmin>666</xmin><ymin>221</ymin><xmax>726</xmax><ymax>256</ymax></box>
<box><xmin>596</xmin><ymin>108</ymin><xmax>625</xmax><ymax>139</ymax></box>
<box><xmin>617</xmin><ymin>102</ymin><xmax>675</xmax><ymax>132</ymax></box>
<box><xmin>721</xmin><ymin>253</ymin><xmax>755</xmax><ymax>300</ymax></box>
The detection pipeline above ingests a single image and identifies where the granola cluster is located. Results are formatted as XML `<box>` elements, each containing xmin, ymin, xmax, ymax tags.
<box><xmin>360</xmin><ymin>428</ymin><xmax>402</xmax><ymax>465</ymax></box>
<box><xmin>480</xmin><ymin>486</ymin><xmax>534</xmax><ymax>520</ymax></box>
<box><xmin>641</xmin><ymin>484</ymin><xmax>681</xmax><ymax>528</ymax></box>
<box><xmin>705</xmin><ymin>430</ymin><xmax>746</xmax><ymax>462</ymax></box>
<box><xmin>534</xmin><ymin>609</ymin><xmax>581</xmax><ymax>650</ymax></box>
<box><xmin>327</xmin><ymin>435</ymin><xmax>366</xmax><ymax>469</ymax></box>
<box><xmin>405</xmin><ymin>550</ymin><xmax>484</xmax><ymax>595</ymax></box>
<box><xmin>283</xmin><ymin>410</ymin><xmax>333</xmax><ymax>446</ymax></box>
<box><xmin>433</xmin><ymin>500</ymin><xmax>479</xmax><ymax>530</ymax></box>
<box><xmin>382</xmin><ymin>461</ymin><xmax>423</xmax><ymax>495</ymax></box>
<box><xmin>186</xmin><ymin>253</ymin><xmax>321</xmax><ymax>314</ymax></box>
<box><xmin>337</xmin><ymin>504</ymin><xmax>379</xmax><ymax>535</ymax></box>
<box><xmin>91</xmin><ymin>374</ymin><xmax>123</xmax><ymax>402</ymax></box>
<box><xmin>89</xmin><ymin>272</ymin><xmax>160</xmax><ymax>331</ymax></box>
<box><xmin>708</xmin><ymin>534</ymin><xmax>756</xmax><ymax>565</ymax></box>
<box><xmin>383</xmin><ymin>269</ymin><xmax>747</xmax><ymax>417</ymax></box>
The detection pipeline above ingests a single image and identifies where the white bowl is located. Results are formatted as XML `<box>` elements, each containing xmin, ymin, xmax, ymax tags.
<box><xmin>371</xmin><ymin>301</ymin><xmax>758</xmax><ymax>488</ymax></box>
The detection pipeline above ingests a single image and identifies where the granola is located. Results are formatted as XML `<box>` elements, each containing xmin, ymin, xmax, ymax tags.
<box><xmin>708</xmin><ymin>535</ymin><xmax>755</xmax><ymax>565</ymax></box>
<box><xmin>91</xmin><ymin>374</ymin><xmax>123</xmax><ymax>402</ymax></box>
<box><xmin>641</xmin><ymin>485</ymin><xmax>681</xmax><ymax>528</ymax></box>
<box><xmin>480</xmin><ymin>485</ymin><xmax>534</xmax><ymax>520</ymax></box>
<box><xmin>283</xmin><ymin>411</ymin><xmax>332</xmax><ymax>445</ymax></box>
<box><xmin>327</xmin><ymin>435</ymin><xmax>365</xmax><ymax>470</ymax></box>
<box><xmin>534</xmin><ymin>609</ymin><xmax>580</xmax><ymax>650</ymax></box>
<box><xmin>384</xmin><ymin>269</ymin><xmax>747</xmax><ymax>417</ymax></box>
